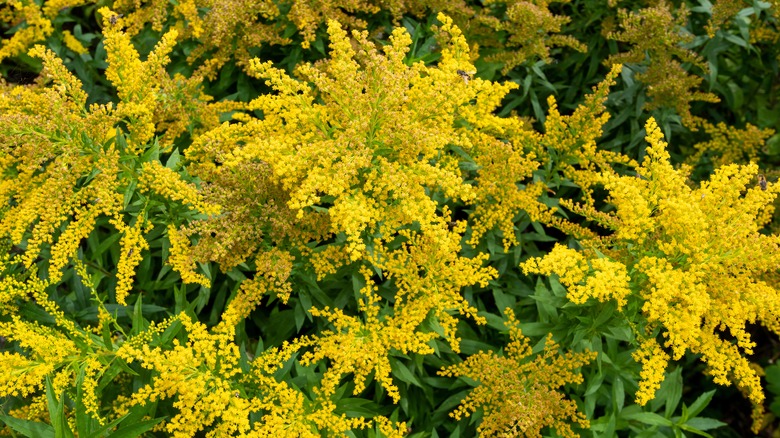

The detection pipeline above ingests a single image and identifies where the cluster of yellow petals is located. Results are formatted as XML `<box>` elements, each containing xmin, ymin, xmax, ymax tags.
<box><xmin>138</xmin><ymin>161</ymin><xmax>220</xmax><ymax>217</ymax></box>
<box><xmin>687</xmin><ymin>120</ymin><xmax>775</xmax><ymax>168</ymax></box>
<box><xmin>2</xmin><ymin>2</ymin><xmax>778</xmax><ymax>435</ymax></box>
<box><xmin>0</xmin><ymin>1</ymin><xmax>54</xmax><ymax>62</ymax></box>
<box><xmin>521</xmin><ymin>244</ymin><xmax>633</xmax><ymax>308</ymax></box>
<box><xmin>631</xmin><ymin>337</ymin><xmax>671</xmax><ymax>406</ymax></box>
<box><xmin>525</xmin><ymin>117</ymin><xmax>780</xmax><ymax>431</ymax></box>
<box><xmin>116</xmin><ymin>315</ymin><xmax>254</xmax><ymax>437</ymax></box>
<box><xmin>439</xmin><ymin>309</ymin><xmax>597</xmax><ymax>437</ymax></box>
<box><xmin>0</xmin><ymin>10</ymin><xmax>225</xmax><ymax>308</ymax></box>
<box><xmin>167</xmin><ymin>224</ymin><xmax>212</xmax><ymax>288</ymax></box>
<box><xmin>606</xmin><ymin>3</ymin><xmax>719</xmax><ymax>128</ymax></box>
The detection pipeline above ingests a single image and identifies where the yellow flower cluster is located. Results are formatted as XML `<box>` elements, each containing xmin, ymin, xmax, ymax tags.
<box><xmin>100</xmin><ymin>8</ymin><xmax>179</xmax><ymax>150</ymax></box>
<box><xmin>0</xmin><ymin>1</ymin><xmax>54</xmax><ymax>62</ymax></box>
<box><xmin>112</xmin><ymin>218</ymin><xmax>149</xmax><ymax>305</ymax></box>
<box><xmin>606</xmin><ymin>3</ymin><xmax>719</xmax><ymax>127</ymax></box>
<box><xmin>0</xmin><ymin>318</ymin><xmax>77</xmax><ymax>399</ymax></box>
<box><xmin>109</xmin><ymin>312</ymin><xmax>404</xmax><ymax>437</ymax></box>
<box><xmin>0</xmin><ymin>0</ymin><xmax>589</xmax><ymax>84</ymax></box>
<box><xmin>5</xmin><ymin>3</ymin><xmax>776</xmax><ymax>434</ymax></box>
<box><xmin>302</xmin><ymin>266</ymin><xmax>440</xmax><ymax>401</ymax></box>
<box><xmin>188</xmin><ymin>13</ymin><xmax>509</xmax><ymax>275</ymax></box>
<box><xmin>116</xmin><ymin>315</ymin><xmax>253</xmax><ymax>437</ymax></box>
<box><xmin>631</xmin><ymin>337</ymin><xmax>671</xmax><ymax>406</ymax></box>
<box><xmin>182</xmin><ymin>15</ymin><xmax>538</xmax><ymax>429</ymax></box>
<box><xmin>138</xmin><ymin>161</ymin><xmax>220</xmax><ymax>216</ymax></box>
<box><xmin>225</xmin><ymin>17</ymin><xmax>478</xmax><ymax>254</ymax></box>
<box><xmin>481</xmin><ymin>0</ymin><xmax>587</xmax><ymax>73</ymax></box>
<box><xmin>61</xmin><ymin>30</ymin><xmax>87</xmax><ymax>54</ymax></box>
<box><xmin>100</xmin><ymin>0</ymin><xmax>583</xmax><ymax>78</ymax></box>
<box><xmin>524</xmin><ymin>118</ymin><xmax>780</xmax><ymax>431</ymax></box>
<box><xmin>181</xmin><ymin>149</ymin><xmax>329</xmax><ymax>275</ymax></box>
<box><xmin>167</xmin><ymin>225</ymin><xmax>211</xmax><ymax>288</ymax></box>
<box><xmin>687</xmin><ymin>120</ymin><xmax>775</xmax><ymax>168</ymax></box>
<box><xmin>521</xmin><ymin>244</ymin><xmax>633</xmax><ymax>308</ymax></box>
<box><xmin>439</xmin><ymin>309</ymin><xmax>597</xmax><ymax>437</ymax></box>
<box><xmin>0</xmin><ymin>264</ymin><xmax>123</xmax><ymax>427</ymax></box>
<box><xmin>0</xmin><ymin>44</ymin><xmax>118</xmax><ymax>279</ymax></box>
<box><xmin>537</xmin><ymin>64</ymin><xmax>638</xmax><ymax>203</ymax></box>
<box><xmin>100</xmin><ymin>7</ymin><xmax>237</xmax><ymax>149</ymax></box>
<box><xmin>0</xmin><ymin>16</ymin><xmax>223</xmax><ymax>306</ymax></box>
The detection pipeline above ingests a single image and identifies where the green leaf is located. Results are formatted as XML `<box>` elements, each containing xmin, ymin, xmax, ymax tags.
<box><xmin>122</xmin><ymin>180</ymin><xmax>137</xmax><ymax>210</ymax></box>
<box><xmin>131</xmin><ymin>295</ymin><xmax>146</xmax><ymax>337</ymax></box>
<box><xmin>584</xmin><ymin>371</ymin><xmax>604</xmax><ymax>396</ymax></box>
<box><xmin>101</xmin><ymin>315</ymin><xmax>113</xmax><ymax>350</ymax></box>
<box><xmin>686</xmin><ymin>390</ymin><xmax>716</xmax><ymax>418</ymax></box>
<box><xmin>115</xmin><ymin>128</ymin><xmax>128</xmax><ymax>152</ymax></box>
<box><xmin>0</xmin><ymin>415</ymin><xmax>55</xmax><ymax>438</ymax></box>
<box><xmin>106</xmin><ymin>418</ymin><xmax>165</xmax><ymax>438</ymax></box>
<box><xmin>112</xmin><ymin>356</ymin><xmax>140</xmax><ymax>378</ymax></box>
<box><xmin>158</xmin><ymin>319</ymin><xmax>184</xmax><ymax>346</ymax></box>
<box><xmin>293</xmin><ymin>299</ymin><xmax>306</xmax><ymax>331</ymax></box>
<box><xmin>531</xmin><ymin>278</ymin><xmax>558</xmax><ymax>322</ymax></box>
<box><xmin>174</xmin><ymin>284</ymin><xmax>187</xmax><ymax>315</ymax></box>
<box><xmin>663</xmin><ymin>367</ymin><xmax>682</xmax><ymax>418</ymax></box>
<box><xmin>390</xmin><ymin>357</ymin><xmax>423</xmax><ymax>388</ymax></box>
<box><xmin>84</xmin><ymin>413</ymin><xmax>129</xmax><ymax>438</ymax></box>
<box><xmin>140</xmin><ymin>138</ymin><xmax>161</xmax><ymax>162</ymax></box>
<box><xmin>682</xmin><ymin>417</ymin><xmax>727</xmax><ymax>432</ymax></box>
<box><xmin>613</xmin><ymin>377</ymin><xmax>625</xmax><ymax>411</ymax></box>
<box><xmin>88</xmin><ymin>400</ymin><xmax>160</xmax><ymax>438</ymax></box>
<box><xmin>165</xmin><ymin>147</ymin><xmax>181</xmax><ymax>169</ymax></box>
<box><xmin>336</xmin><ymin>398</ymin><xmax>379</xmax><ymax>418</ymax></box>
<box><xmin>311</xmin><ymin>37</ymin><xmax>326</xmax><ymax>56</ymax></box>
<box><xmin>46</xmin><ymin>376</ymin><xmax>75</xmax><ymax>438</ymax></box>
<box><xmin>623</xmin><ymin>411</ymin><xmax>674</xmax><ymax>427</ymax></box>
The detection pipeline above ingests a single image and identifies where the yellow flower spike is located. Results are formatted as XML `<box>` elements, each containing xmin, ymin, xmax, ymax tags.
<box><xmin>101</xmin><ymin>6</ymin><xmax>180</xmax><ymax>148</ymax></box>
<box><xmin>528</xmin><ymin>115</ymin><xmax>780</xmax><ymax>432</ymax></box>
<box><xmin>61</xmin><ymin>30</ymin><xmax>87</xmax><ymax>54</ymax></box>
<box><xmin>80</xmin><ymin>357</ymin><xmax>105</xmax><ymax>423</ymax></box>
<box><xmin>113</xmin><ymin>313</ymin><xmax>286</xmax><ymax>435</ymax></box>
<box><xmin>243</xmin><ymin>338</ymin><xmax>373</xmax><ymax>436</ymax></box>
<box><xmin>42</xmin><ymin>0</ymin><xmax>95</xmax><ymax>18</ymax></box>
<box><xmin>215</xmin><ymin>248</ymin><xmax>296</xmax><ymax>334</ymax></box>
<box><xmin>138</xmin><ymin>161</ymin><xmax>221</xmax><ymax>216</ymax></box>
<box><xmin>0</xmin><ymin>46</ymin><xmax>133</xmax><ymax>287</ymax></box>
<box><xmin>206</xmin><ymin>15</ymin><xmax>504</xmax><ymax>255</ymax></box>
<box><xmin>27</xmin><ymin>44</ymin><xmax>88</xmax><ymax>113</ymax></box>
<box><xmin>0</xmin><ymin>317</ymin><xmax>80</xmax><ymax>398</ymax></box>
<box><xmin>0</xmin><ymin>2</ymin><xmax>53</xmax><ymax>62</ymax></box>
<box><xmin>467</xmin><ymin>137</ymin><xmax>541</xmax><ymax>249</ymax></box>
<box><xmin>167</xmin><ymin>225</ymin><xmax>211</xmax><ymax>289</ymax></box>
<box><xmin>481</xmin><ymin>0</ymin><xmax>587</xmax><ymax>73</ymax></box>
<box><xmin>301</xmin><ymin>265</ymin><xmax>446</xmax><ymax>402</ymax></box>
<box><xmin>687</xmin><ymin>121</ymin><xmax>774</xmax><ymax>168</ymax></box>
<box><xmin>304</xmin><ymin>304</ymin><xmax>434</xmax><ymax>403</ymax></box>
<box><xmin>606</xmin><ymin>4</ymin><xmax>719</xmax><ymax>128</ymax></box>
<box><xmin>632</xmin><ymin>337</ymin><xmax>671</xmax><ymax>406</ymax></box>
<box><xmin>385</xmin><ymin>26</ymin><xmax>413</xmax><ymax>59</ymax></box>
<box><xmin>440</xmin><ymin>309</ymin><xmax>596</xmax><ymax>437</ymax></box>
<box><xmin>113</xmin><ymin>218</ymin><xmax>149</xmax><ymax>306</ymax></box>
<box><xmin>521</xmin><ymin>244</ymin><xmax>589</xmax><ymax>289</ymax></box>
<box><xmin>537</xmin><ymin>64</ymin><xmax>634</xmax><ymax>206</ymax></box>
<box><xmin>436</xmin><ymin>13</ymin><xmax>473</xmax><ymax>72</ymax></box>
<box><xmin>173</xmin><ymin>0</ymin><xmax>203</xmax><ymax>38</ymax></box>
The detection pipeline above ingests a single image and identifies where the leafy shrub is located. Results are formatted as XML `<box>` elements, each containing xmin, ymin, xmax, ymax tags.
<box><xmin>0</xmin><ymin>0</ymin><xmax>778</xmax><ymax>437</ymax></box>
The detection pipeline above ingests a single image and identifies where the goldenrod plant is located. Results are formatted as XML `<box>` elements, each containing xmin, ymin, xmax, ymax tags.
<box><xmin>0</xmin><ymin>0</ymin><xmax>779</xmax><ymax>437</ymax></box>
<box><xmin>524</xmin><ymin>118</ymin><xmax>780</xmax><ymax>432</ymax></box>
